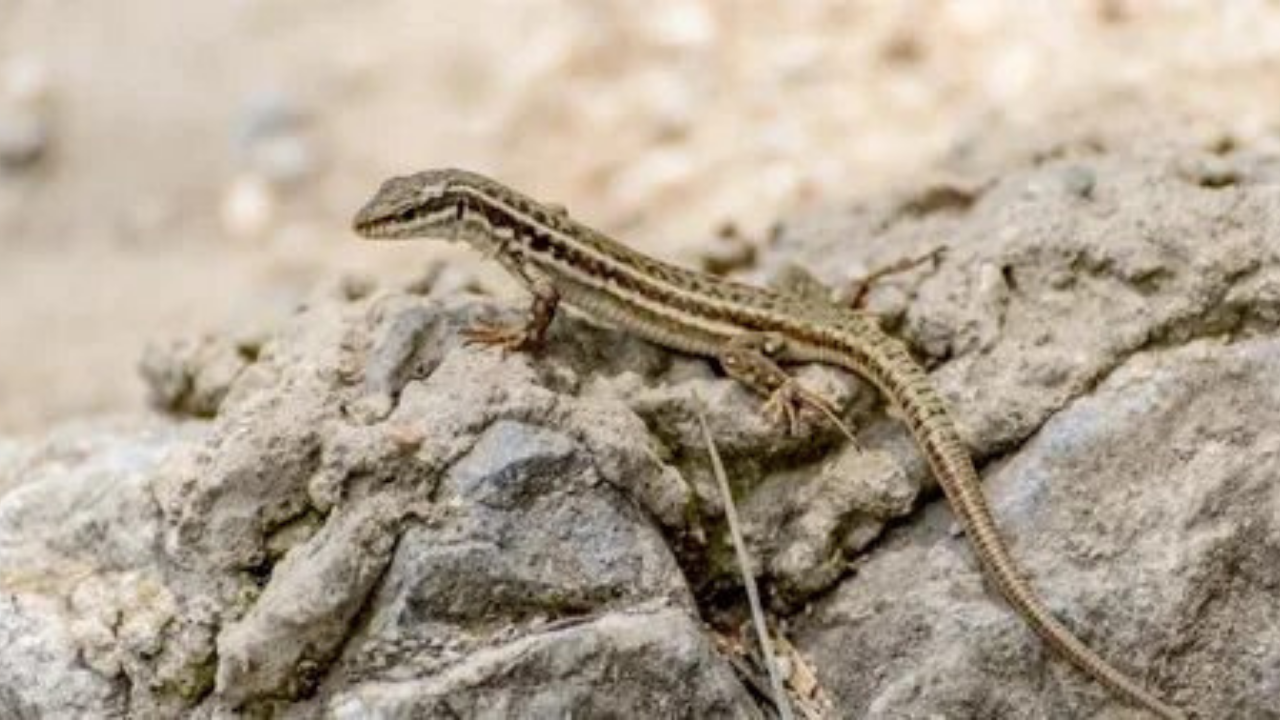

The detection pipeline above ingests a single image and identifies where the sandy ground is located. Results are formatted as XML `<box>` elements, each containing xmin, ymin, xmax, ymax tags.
<box><xmin>4</xmin><ymin>0</ymin><xmax>1280</xmax><ymax>433</ymax></box>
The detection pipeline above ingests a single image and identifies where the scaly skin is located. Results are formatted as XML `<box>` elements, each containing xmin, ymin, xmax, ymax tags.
<box><xmin>353</xmin><ymin>168</ymin><xmax>1185</xmax><ymax>719</ymax></box>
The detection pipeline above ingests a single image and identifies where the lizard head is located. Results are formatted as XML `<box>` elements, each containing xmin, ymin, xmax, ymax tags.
<box><xmin>352</xmin><ymin>168</ymin><xmax>478</xmax><ymax>241</ymax></box>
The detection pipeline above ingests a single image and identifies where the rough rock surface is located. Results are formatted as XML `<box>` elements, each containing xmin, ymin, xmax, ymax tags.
<box><xmin>2</xmin><ymin>136</ymin><xmax>1279</xmax><ymax>718</ymax></box>
<box><xmin>768</xmin><ymin>135</ymin><xmax>1280</xmax><ymax>718</ymax></box>
<box><xmin>798</xmin><ymin>336</ymin><xmax>1280</xmax><ymax>718</ymax></box>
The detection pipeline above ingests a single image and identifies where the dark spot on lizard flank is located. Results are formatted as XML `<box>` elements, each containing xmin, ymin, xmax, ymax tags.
<box><xmin>547</xmin><ymin>239</ymin><xmax>568</xmax><ymax>261</ymax></box>
<box><xmin>479</xmin><ymin>202</ymin><xmax>509</xmax><ymax>229</ymax></box>
<box><xmin>585</xmin><ymin>255</ymin><xmax>621</xmax><ymax>282</ymax></box>
<box><xmin>528</xmin><ymin>232</ymin><xmax>550</xmax><ymax>253</ymax></box>
<box><xmin>543</xmin><ymin>234</ymin><xmax>586</xmax><ymax>269</ymax></box>
<box><xmin>455</xmin><ymin>199</ymin><xmax>465</xmax><ymax>221</ymax></box>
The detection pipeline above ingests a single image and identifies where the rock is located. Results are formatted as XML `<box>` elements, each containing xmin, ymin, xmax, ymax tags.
<box><xmin>0</xmin><ymin>107</ymin><xmax>48</xmax><ymax>170</ymax></box>
<box><xmin>0</xmin><ymin>421</ymin><xmax>200</xmax><ymax>719</ymax></box>
<box><xmin>233</xmin><ymin>89</ymin><xmax>318</xmax><ymax>187</ymax></box>
<box><xmin>697</xmin><ymin>222</ymin><xmax>758</xmax><ymax>276</ymax></box>
<box><xmin>770</xmin><ymin>134</ymin><xmax>1280</xmax><ymax>458</ymax></box>
<box><xmin>796</xmin><ymin>336</ymin><xmax>1280</xmax><ymax>717</ymax></box>
<box><xmin>0</xmin><ymin>594</ymin><xmax>123</xmax><ymax>718</ymax></box>
<box><xmin>1</xmin><ymin>56</ymin><xmax>52</xmax><ymax>107</ymax></box>
<box><xmin>2</xmin><ymin>135</ymin><xmax>1279</xmax><ymax>718</ymax></box>
<box><xmin>148</xmin><ymin>291</ymin><xmax>719</xmax><ymax>713</ymax></box>
<box><xmin>249</xmin><ymin>134</ymin><xmax>317</xmax><ymax>187</ymax></box>
<box><xmin>0</xmin><ymin>57</ymin><xmax>52</xmax><ymax>171</ymax></box>
<box><xmin>215</xmin><ymin>495</ymin><xmax>411</xmax><ymax>706</ymax></box>
<box><xmin>765</xmin><ymin>136</ymin><xmax>1280</xmax><ymax>717</ymax></box>
<box><xmin>219</xmin><ymin>174</ymin><xmax>276</xmax><ymax>239</ymax></box>
<box><xmin>233</xmin><ymin>89</ymin><xmax>308</xmax><ymax>151</ymax></box>
<box><xmin>325</xmin><ymin>607</ymin><xmax>760</xmax><ymax>719</ymax></box>
<box><xmin>139</xmin><ymin>335</ymin><xmax>255</xmax><ymax>418</ymax></box>
<box><xmin>2</xmin><ymin>288</ymin><xmax>735</xmax><ymax>716</ymax></box>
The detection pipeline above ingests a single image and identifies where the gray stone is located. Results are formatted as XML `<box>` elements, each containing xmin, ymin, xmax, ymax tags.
<box><xmin>215</xmin><ymin>493</ymin><xmax>412</xmax><ymax>706</ymax></box>
<box><xmin>3</xmin><ymin>134</ymin><xmax>1280</xmax><ymax>718</ymax></box>
<box><xmin>796</xmin><ymin>337</ymin><xmax>1280</xmax><ymax>717</ymax></box>
<box><xmin>232</xmin><ymin>88</ymin><xmax>318</xmax><ymax>186</ymax></box>
<box><xmin>139</xmin><ymin>335</ymin><xmax>254</xmax><ymax>418</ymax></box>
<box><xmin>771</xmin><ymin>135</ymin><xmax>1280</xmax><ymax>460</ymax></box>
<box><xmin>233</xmin><ymin>88</ymin><xmax>308</xmax><ymax>151</ymax></box>
<box><xmin>250</xmin><ymin>134</ymin><xmax>318</xmax><ymax>186</ymax></box>
<box><xmin>325</xmin><ymin>608</ymin><xmax>761</xmax><ymax>720</ymax></box>
<box><xmin>0</xmin><ymin>422</ymin><xmax>196</xmax><ymax>719</ymax></box>
<box><xmin>0</xmin><ymin>107</ymin><xmax>48</xmax><ymax>170</ymax></box>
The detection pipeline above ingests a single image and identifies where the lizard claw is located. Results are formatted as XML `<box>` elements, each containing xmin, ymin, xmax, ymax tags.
<box><xmin>762</xmin><ymin>387</ymin><xmax>800</xmax><ymax>435</ymax></box>
<box><xmin>762</xmin><ymin>380</ymin><xmax>840</xmax><ymax>437</ymax></box>
<box><xmin>461</xmin><ymin>319</ymin><xmax>538</xmax><ymax>354</ymax></box>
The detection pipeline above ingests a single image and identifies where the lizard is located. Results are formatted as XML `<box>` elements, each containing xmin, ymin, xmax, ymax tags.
<box><xmin>351</xmin><ymin>168</ymin><xmax>1185</xmax><ymax>719</ymax></box>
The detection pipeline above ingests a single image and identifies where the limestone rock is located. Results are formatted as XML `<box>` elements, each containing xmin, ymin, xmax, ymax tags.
<box><xmin>2</xmin><ymin>137</ymin><xmax>1279</xmax><ymax>718</ymax></box>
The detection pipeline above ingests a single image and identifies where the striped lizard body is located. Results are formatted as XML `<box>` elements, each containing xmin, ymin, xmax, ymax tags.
<box><xmin>352</xmin><ymin>168</ymin><xmax>1184</xmax><ymax>719</ymax></box>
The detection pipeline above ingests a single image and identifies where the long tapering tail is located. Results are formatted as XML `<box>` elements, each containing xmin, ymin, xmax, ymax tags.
<box><xmin>844</xmin><ymin>332</ymin><xmax>1184</xmax><ymax>719</ymax></box>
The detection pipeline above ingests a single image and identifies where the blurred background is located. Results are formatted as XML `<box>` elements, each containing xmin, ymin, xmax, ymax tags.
<box><xmin>3</xmin><ymin>0</ymin><xmax>1280</xmax><ymax>433</ymax></box>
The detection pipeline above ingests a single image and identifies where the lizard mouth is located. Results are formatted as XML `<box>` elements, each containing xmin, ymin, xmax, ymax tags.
<box><xmin>352</xmin><ymin>206</ymin><xmax>419</xmax><ymax>239</ymax></box>
<box><xmin>352</xmin><ymin>218</ymin><xmax>395</xmax><ymax>238</ymax></box>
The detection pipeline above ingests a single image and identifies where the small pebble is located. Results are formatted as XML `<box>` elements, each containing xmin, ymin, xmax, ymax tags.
<box><xmin>1059</xmin><ymin>164</ymin><xmax>1096</xmax><ymax>199</ymax></box>
<box><xmin>234</xmin><ymin>88</ymin><xmax>307</xmax><ymax>150</ymax></box>
<box><xmin>220</xmin><ymin>175</ymin><xmax>275</xmax><ymax>239</ymax></box>
<box><xmin>385</xmin><ymin>423</ymin><xmax>426</xmax><ymax>453</ymax></box>
<box><xmin>0</xmin><ymin>108</ymin><xmax>48</xmax><ymax>169</ymax></box>
<box><xmin>347</xmin><ymin>394</ymin><xmax>394</xmax><ymax>425</ymax></box>
<box><xmin>339</xmin><ymin>273</ymin><xmax>377</xmax><ymax>301</ymax></box>
<box><xmin>1177</xmin><ymin>155</ymin><xmax>1240</xmax><ymax>189</ymax></box>
<box><xmin>1</xmin><ymin>56</ymin><xmax>51</xmax><ymax>106</ymax></box>
<box><xmin>646</xmin><ymin>2</ymin><xmax>715</xmax><ymax>48</ymax></box>
<box><xmin>250</xmin><ymin>134</ymin><xmax>317</xmax><ymax>186</ymax></box>
<box><xmin>697</xmin><ymin>223</ymin><xmax>757</xmax><ymax>275</ymax></box>
<box><xmin>233</xmin><ymin>88</ymin><xmax>318</xmax><ymax>186</ymax></box>
<box><xmin>403</xmin><ymin>262</ymin><xmax>445</xmax><ymax>296</ymax></box>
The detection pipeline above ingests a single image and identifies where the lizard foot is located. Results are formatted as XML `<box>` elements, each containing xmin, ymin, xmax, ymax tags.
<box><xmin>762</xmin><ymin>379</ymin><xmax>841</xmax><ymax>437</ymax></box>
<box><xmin>461</xmin><ymin>319</ymin><xmax>540</xmax><ymax>354</ymax></box>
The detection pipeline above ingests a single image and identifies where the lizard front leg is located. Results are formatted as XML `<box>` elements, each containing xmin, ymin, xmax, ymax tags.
<box><xmin>718</xmin><ymin>333</ymin><xmax>843</xmax><ymax>436</ymax></box>
<box><xmin>462</xmin><ymin>263</ymin><xmax>560</xmax><ymax>353</ymax></box>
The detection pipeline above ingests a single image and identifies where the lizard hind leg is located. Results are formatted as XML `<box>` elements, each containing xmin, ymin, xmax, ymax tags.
<box><xmin>846</xmin><ymin>246</ymin><xmax>944</xmax><ymax>309</ymax></box>
<box><xmin>718</xmin><ymin>333</ymin><xmax>853</xmax><ymax>442</ymax></box>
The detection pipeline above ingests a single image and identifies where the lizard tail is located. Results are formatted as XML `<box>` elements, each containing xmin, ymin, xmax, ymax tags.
<box><xmin>837</xmin><ymin>335</ymin><xmax>1185</xmax><ymax>719</ymax></box>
